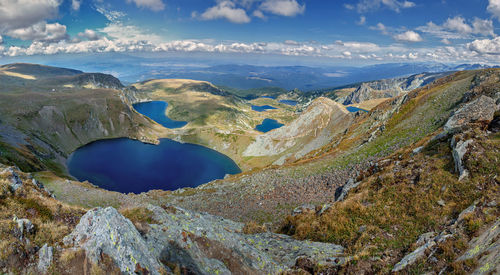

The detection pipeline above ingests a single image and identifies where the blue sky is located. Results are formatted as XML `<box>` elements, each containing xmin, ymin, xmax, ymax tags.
<box><xmin>1</xmin><ymin>0</ymin><xmax>500</xmax><ymax>64</ymax></box>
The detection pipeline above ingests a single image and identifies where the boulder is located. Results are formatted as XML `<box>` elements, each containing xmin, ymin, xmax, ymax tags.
<box><xmin>63</xmin><ymin>207</ymin><xmax>165</xmax><ymax>274</ymax></box>
<box><xmin>335</xmin><ymin>178</ymin><xmax>361</xmax><ymax>201</ymax></box>
<box><xmin>451</xmin><ymin>138</ymin><xmax>473</xmax><ymax>181</ymax></box>
<box><xmin>392</xmin><ymin>232</ymin><xmax>452</xmax><ymax>272</ymax></box>
<box><xmin>37</xmin><ymin>244</ymin><xmax>53</xmax><ymax>273</ymax></box>
<box><xmin>457</xmin><ymin>219</ymin><xmax>500</xmax><ymax>274</ymax></box>
<box><xmin>444</xmin><ymin>95</ymin><xmax>497</xmax><ymax>133</ymax></box>
<box><xmin>292</xmin><ymin>204</ymin><xmax>316</xmax><ymax>216</ymax></box>
<box><xmin>0</xmin><ymin>167</ymin><xmax>23</xmax><ymax>191</ymax></box>
<box><xmin>13</xmin><ymin>216</ymin><xmax>34</xmax><ymax>240</ymax></box>
<box><xmin>64</xmin><ymin>205</ymin><xmax>346</xmax><ymax>275</ymax></box>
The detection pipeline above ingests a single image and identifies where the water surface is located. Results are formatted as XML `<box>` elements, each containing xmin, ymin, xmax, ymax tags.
<box><xmin>68</xmin><ymin>138</ymin><xmax>241</xmax><ymax>194</ymax></box>
<box><xmin>255</xmin><ymin>118</ymin><xmax>284</xmax><ymax>133</ymax></box>
<box><xmin>279</xmin><ymin>99</ymin><xmax>298</xmax><ymax>106</ymax></box>
<box><xmin>346</xmin><ymin>106</ymin><xmax>369</xmax><ymax>113</ymax></box>
<box><xmin>133</xmin><ymin>101</ymin><xmax>187</xmax><ymax>129</ymax></box>
<box><xmin>251</xmin><ymin>105</ymin><xmax>277</xmax><ymax>112</ymax></box>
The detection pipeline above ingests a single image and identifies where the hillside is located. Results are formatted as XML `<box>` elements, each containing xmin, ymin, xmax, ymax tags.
<box><xmin>0</xmin><ymin>65</ymin><xmax>499</xmax><ymax>274</ymax></box>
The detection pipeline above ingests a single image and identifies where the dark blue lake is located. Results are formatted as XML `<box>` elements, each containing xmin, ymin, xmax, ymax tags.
<box><xmin>251</xmin><ymin>105</ymin><xmax>277</xmax><ymax>112</ymax></box>
<box><xmin>346</xmin><ymin>106</ymin><xmax>369</xmax><ymax>113</ymax></box>
<box><xmin>67</xmin><ymin>138</ymin><xmax>241</xmax><ymax>194</ymax></box>
<box><xmin>260</xmin><ymin>96</ymin><xmax>276</xmax><ymax>99</ymax></box>
<box><xmin>279</xmin><ymin>100</ymin><xmax>298</xmax><ymax>106</ymax></box>
<box><xmin>255</xmin><ymin>119</ymin><xmax>284</xmax><ymax>133</ymax></box>
<box><xmin>133</xmin><ymin>101</ymin><xmax>187</xmax><ymax>129</ymax></box>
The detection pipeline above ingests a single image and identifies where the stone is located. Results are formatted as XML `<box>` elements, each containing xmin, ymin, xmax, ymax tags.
<box><xmin>1</xmin><ymin>167</ymin><xmax>23</xmax><ymax>191</ymax></box>
<box><xmin>457</xmin><ymin>219</ymin><xmax>500</xmax><ymax>274</ymax></box>
<box><xmin>451</xmin><ymin>138</ymin><xmax>473</xmax><ymax>181</ymax></box>
<box><xmin>13</xmin><ymin>216</ymin><xmax>34</xmax><ymax>239</ymax></box>
<box><xmin>37</xmin><ymin>244</ymin><xmax>53</xmax><ymax>273</ymax></box>
<box><xmin>292</xmin><ymin>204</ymin><xmax>316</xmax><ymax>216</ymax></box>
<box><xmin>317</xmin><ymin>203</ymin><xmax>332</xmax><ymax>215</ymax></box>
<box><xmin>416</xmin><ymin>232</ymin><xmax>436</xmax><ymax>246</ymax></box>
<box><xmin>64</xmin><ymin>205</ymin><xmax>346</xmax><ymax>275</ymax></box>
<box><xmin>412</xmin><ymin>146</ymin><xmax>424</xmax><ymax>154</ymax></box>
<box><xmin>335</xmin><ymin>178</ymin><xmax>361</xmax><ymax>201</ymax></box>
<box><xmin>437</xmin><ymin>200</ymin><xmax>446</xmax><ymax>207</ymax></box>
<box><xmin>63</xmin><ymin>207</ymin><xmax>165</xmax><ymax>274</ymax></box>
<box><xmin>444</xmin><ymin>95</ymin><xmax>497</xmax><ymax>133</ymax></box>
<box><xmin>392</xmin><ymin>232</ymin><xmax>453</xmax><ymax>272</ymax></box>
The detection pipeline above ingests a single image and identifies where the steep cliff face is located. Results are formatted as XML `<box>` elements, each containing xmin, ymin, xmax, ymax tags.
<box><xmin>0</xmin><ymin>64</ymin><xmax>166</xmax><ymax>175</ymax></box>
<box><xmin>341</xmin><ymin>72</ymin><xmax>449</xmax><ymax>105</ymax></box>
<box><xmin>243</xmin><ymin>97</ymin><xmax>354</xmax><ymax>164</ymax></box>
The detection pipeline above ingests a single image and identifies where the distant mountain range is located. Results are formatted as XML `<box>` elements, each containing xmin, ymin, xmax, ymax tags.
<box><xmin>0</xmin><ymin>53</ymin><xmax>497</xmax><ymax>91</ymax></box>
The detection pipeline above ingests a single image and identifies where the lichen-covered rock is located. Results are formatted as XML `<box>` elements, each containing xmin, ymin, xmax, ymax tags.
<box><xmin>392</xmin><ymin>233</ymin><xmax>452</xmax><ymax>272</ymax></box>
<box><xmin>147</xmin><ymin>205</ymin><xmax>345</xmax><ymax>274</ymax></box>
<box><xmin>63</xmin><ymin>207</ymin><xmax>165</xmax><ymax>274</ymax></box>
<box><xmin>64</xmin><ymin>205</ymin><xmax>346</xmax><ymax>275</ymax></box>
<box><xmin>37</xmin><ymin>244</ymin><xmax>53</xmax><ymax>274</ymax></box>
<box><xmin>444</xmin><ymin>95</ymin><xmax>497</xmax><ymax>133</ymax></box>
<box><xmin>457</xmin><ymin>219</ymin><xmax>500</xmax><ymax>275</ymax></box>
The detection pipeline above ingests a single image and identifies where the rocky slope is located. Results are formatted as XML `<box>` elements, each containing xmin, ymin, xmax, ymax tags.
<box><xmin>0</xmin><ymin>64</ymin><xmax>167</xmax><ymax>176</ymax></box>
<box><xmin>339</xmin><ymin>72</ymin><xmax>449</xmax><ymax>105</ymax></box>
<box><xmin>0</xmin><ymin>164</ymin><xmax>349</xmax><ymax>274</ymax></box>
<box><xmin>243</xmin><ymin>97</ymin><xmax>354</xmax><ymax>165</ymax></box>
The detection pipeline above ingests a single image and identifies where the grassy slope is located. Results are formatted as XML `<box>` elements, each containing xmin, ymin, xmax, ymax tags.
<box><xmin>132</xmin><ymin>79</ymin><xmax>300</xmax><ymax>170</ymax></box>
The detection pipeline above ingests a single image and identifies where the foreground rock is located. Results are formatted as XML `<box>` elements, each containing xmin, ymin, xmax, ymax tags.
<box><xmin>444</xmin><ymin>95</ymin><xmax>497</xmax><ymax>133</ymax></box>
<box><xmin>64</xmin><ymin>206</ymin><xmax>345</xmax><ymax>274</ymax></box>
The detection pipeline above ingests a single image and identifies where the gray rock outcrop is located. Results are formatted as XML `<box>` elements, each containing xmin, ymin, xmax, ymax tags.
<box><xmin>444</xmin><ymin>95</ymin><xmax>497</xmax><ymax>133</ymax></box>
<box><xmin>37</xmin><ymin>244</ymin><xmax>53</xmax><ymax>273</ymax></box>
<box><xmin>64</xmin><ymin>205</ymin><xmax>346</xmax><ymax>275</ymax></box>
<box><xmin>335</xmin><ymin>178</ymin><xmax>362</xmax><ymax>201</ymax></box>
<box><xmin>451</xmin><ymin>138</ymin><xmax>473</xmax><ymax>181</ymax></box>
<box><xmin>63</xmin><ymin>207</ymin><xmax>164</xmax><ymax>274</ymax></box>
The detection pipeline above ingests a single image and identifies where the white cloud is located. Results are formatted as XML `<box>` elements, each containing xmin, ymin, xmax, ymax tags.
<box><xmin>259</xmin><ymin>0</ymin><xmax>305</xmax><ymax>17</ymax></box>
<box><xmin>126</xmin><ymin>0</ymin><xmax>165</xmax><ymax>12</ymax></box>
<box><xmin>78</xmin><ymin>29</ymin><xmax>100</xmax><ymax>41</ymax></box>
<box><xmin>393</xmin><ymin>30</ymin><xmax>423</xmax><ymax>42</ymax></box>
<box><xmin>6</xmin><ymin>21</ymin><xmax>67</xmax><ymax>42</ymax></box>
<box><xmin>96</xmin><ymin>7</ymin><xmax>126</xmax><ymax>22</ymax></box>
<box><xmin>71</xmin><ymin>0</ymin><xmax>81</xmax><ymax>11</ymax></box>
<box><xmin>441</xmin><ymin>38</ymin><xmax>451</xmax><ymax>45</ymax></box>
<box><xmin>0</xmin><ymin>0</ymin><xmax>61</xmax><ymax>32</ymax></box>
<box><xmin>369</xmin><ymin>22</ymin><xmax>388</xmax><ymax>35</ymax></box>
<box><xmin>253</xmin><ymin>9</ymin><xmax>266</xmax><ymax>19</ymax></box>
<box><xmin>350</xmin><ymin>0</ymin><xmax>416</xmax><ymax>13</ymax></box>
<box><xmin>357</xmin><ymin>16</ymin><xmax>366</xmax><ymax>25</ymax></box>
<box><xmin>199</xmin><ymin>1</ymin><xmax>251</xmax><ymax>24</ymax></box>
<box><xmin>488</xmin><ymin>0</ymin><xmax>500</xmax><ymax>21</ymax></box>
<box><xmin>417</xmin><ymin>17</ymin><xmax>495</xmax><ymax>41</ymax></box>
<box><xmin>468</xmin><ymin>37</ymin><xmax>500</xmax><ymax>54</ymax></box>
<box><xmin>0</xmin><ymin>35</ymin><xmax>3</xmax><ymax>44</ymax></box>
<box><xmin>99</xmin><ymin>23</ymin><xmax>163</xmax><ymax>43</ymax></box>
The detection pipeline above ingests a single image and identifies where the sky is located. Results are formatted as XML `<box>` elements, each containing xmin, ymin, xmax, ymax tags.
<box><xmin>2</xmin><ymin>0</ymin><xmax>500</xmax><ymax>65</ymax></box>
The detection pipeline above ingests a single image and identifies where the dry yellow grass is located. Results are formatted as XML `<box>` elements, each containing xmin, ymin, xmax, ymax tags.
<box><xmin>0</xmin><ymin>69</ymin><xmax>37</xmax><ymax>80</ymax></box>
